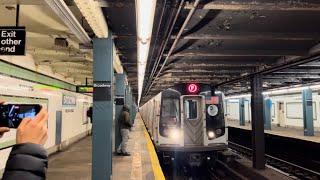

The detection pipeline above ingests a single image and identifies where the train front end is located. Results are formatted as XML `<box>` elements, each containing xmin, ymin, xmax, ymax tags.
<box><xmin>156</xmin><ymin>83</ymin><xmax>227</xmax><ymax>168</ymax></box>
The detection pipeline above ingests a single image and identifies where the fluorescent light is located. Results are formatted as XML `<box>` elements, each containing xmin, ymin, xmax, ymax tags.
<box><xmin>44</xmin><ymin>0</ymin><xmax>91</xmax><ymax>44</ymax></box>
<box><xmin>73</xmin><ymin>0</ymin><xmax>108</xmax><ymax>38</ymax></box>
<box><xmin>136</xmin><ymin>0</ymin><xmax>157</xmax><ymax>103</ymax></box>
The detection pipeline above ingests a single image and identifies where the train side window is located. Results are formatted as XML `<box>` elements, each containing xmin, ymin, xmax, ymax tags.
<box><xmin>185</xmin><ymin>100</ymin><xmax>198</xmax><ymax>120</ymax></box>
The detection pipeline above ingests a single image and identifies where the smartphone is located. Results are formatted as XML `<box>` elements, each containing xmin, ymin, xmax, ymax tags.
<box><xmin>0</xmin><ymin>104</ymin><xmax>42</xmax><ymax>128</ymax></box>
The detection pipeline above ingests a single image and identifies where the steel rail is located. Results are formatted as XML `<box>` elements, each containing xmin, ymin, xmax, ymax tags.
<box><xmin>143</xmin><ymin>0</ymin><xmax>185</xmax><ymax>96</ymax></box>
<box><xmin>228</xmin><ymin>141</ymin><xmax>320</xmax><ymax>179</ymax></box>
<box><xmin>144</xmin><ymin>0</ymin><xmax>201</xmax><ymax>96</ymax></box>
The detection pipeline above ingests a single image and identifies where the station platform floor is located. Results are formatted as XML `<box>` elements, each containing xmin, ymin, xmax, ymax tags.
<box><xmin>226</xmin><ymin>119</ymin><xmax>320</xmax><ymax>143</ymax></box>
<box><xmin>47</xmin><ymin>114</ymin><xmax>164</xmax><ymax>180</ymax></box>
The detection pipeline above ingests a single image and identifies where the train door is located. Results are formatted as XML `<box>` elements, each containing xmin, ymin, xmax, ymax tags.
<box><xmin>182</xmin><ymin>96</ymin><xmax>204</xmax><ymax>146</ymax></box>
<box><xmin>277</xmin><ymin>102</ymin><xmax>285</xmax><ymax>127</ymax></box>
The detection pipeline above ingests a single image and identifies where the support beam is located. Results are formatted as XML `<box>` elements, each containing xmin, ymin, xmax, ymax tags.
<box><xmin>264</xmin><ymin>97</ymin><xmax>272</xmax><ymax>130</ymax></box>
<box><xmin>185</xmin><ymin>1</ymin><xmax>320</xmax><ymax>11</ymax></box>
<box><xmin>302</xmin><ymin>88</ymin><xmax>314</xmax><ymax>136</ymax></box>
<box><xmin>250</xmin><ymin>74</ymin><xmax>265</xmax><ymax>170</ymax></box>
<box><xmin>0</xmin><ymin>0</ymin><xmax>44</xmax><ymax>5</ymax></box>
<box><xmin>216</xmin><ymin>54</ymin><xmax>320</xmax><ymax>87</ymax></box>
<box><xmin>170</xmin><ymin>50</ymin><xmax>307</xmax><ymax>57</ymax></box>
<box><xmin>92</xmin><ymin>37</ymin><xmax>113</xmax><ymax>180</ymax></box>
<box><xmin>173</xmin><ymin>33</ymin><xmax>320</xmax><ymax>41</ymax></box>
<box><xmin>115</xmin><ymin>74</ymin><xmax>125</xmax><ymax>150</ymax></box>
<box><xmin>239</xmin><ymin>98</ymin><xmax>245</xmax><ymax>126</ymax></box>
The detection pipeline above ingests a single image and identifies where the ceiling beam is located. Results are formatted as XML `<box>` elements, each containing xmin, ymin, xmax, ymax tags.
<box><xmin>0</xmin><ymin>0</ymin><xmax>44</xmax><ymax>5</ymax></box>
<box><xmin>169</xmin><ymin>50</ymin><xmax>307</xmax><ymax>57</ymax></box>
<box><xmin>265</xmin><ymin>75</ymin><xmax>320</xmax><ymax>79</ymax></box>
<box><xmin>277</xmin><ymin>69</ymin><xmax>320</xmax><ymax>74</ymax></box>
<box><xmin>162</xmin><ymin>69</ymin><xmax>247</xmax><ymax>74</ymax></box>
<box><xmin>185</xmin><ymin>1</ymin><xmax>320</xmax><ymax>11</ymax></box>
<box><xmin>173</xmin><ymin>33</ymin><xmax>320</xmax><ymax>41</ymax></box>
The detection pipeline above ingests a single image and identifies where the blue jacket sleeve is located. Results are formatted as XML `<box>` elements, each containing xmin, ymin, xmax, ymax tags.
<box><xmin>2</xmin><ymin>143</ymin><xmax>48</xmax><ymax>180</ymax></box>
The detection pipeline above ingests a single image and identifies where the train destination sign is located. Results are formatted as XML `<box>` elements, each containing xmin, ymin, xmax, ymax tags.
<box><xmin>0</xmin><ymin>27</ymin><xmax>26</xmax><ymax>55</ymax></box>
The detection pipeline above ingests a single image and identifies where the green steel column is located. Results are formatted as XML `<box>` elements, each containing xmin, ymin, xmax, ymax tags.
<box><xmin>115</xmin><ymin>74</ymin><xmax>125</xmax><ymax>151</ymax></box>
<box><xmin>92</xmin><ymin>36</ymin><xmax>113</xmax><ymax>180</ymax></box>
<box><xmin>239</xmin><ymin>98</ymin><xmax>245</xmax><ymax>126</ymax></box>
<box><xmin>302</xmin><ymin>88</ymin><xmax>314</xmax><ymax>136</ymax></box>
<box><xmin>264</xmin><ymin>97</ymin><xmax>272</xmax><ymax>130</ymax></box>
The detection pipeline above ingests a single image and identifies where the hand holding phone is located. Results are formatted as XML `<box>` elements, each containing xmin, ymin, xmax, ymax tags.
<box><xmin>0</xmin><ymin>104</ymin><xmax>42</xmax><ymax>128</ymax></box>
<box><xmin>16</xmin><ymin>108</ymin><xmax>48</xmax><ymax>145</ymax></box>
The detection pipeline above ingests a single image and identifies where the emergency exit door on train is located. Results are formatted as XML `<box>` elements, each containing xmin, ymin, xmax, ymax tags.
<box><xmin>182</xmin><ymin>96</ymin><xmax>204</xmax><ymax>146</ymax></box>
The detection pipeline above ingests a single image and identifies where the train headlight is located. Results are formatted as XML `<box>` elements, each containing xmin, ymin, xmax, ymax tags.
<box><xmin>169</xmin><ymin>128</ymin><xmax>180</xmax><ymax>140</ymax></box>
<box><xmin>207</xmin><ymin>131</ymin><xmax>215</xmax><ymax>139</ymax></box>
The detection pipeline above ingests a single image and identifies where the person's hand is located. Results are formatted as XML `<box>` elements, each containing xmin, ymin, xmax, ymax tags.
<box><xmin>0</xmin><ymin>100</ymin><xmax>10</xmax><ymax>138</ymax></box>
<box><xmin>16</xmin><ymin>108</ymin><xmax>48</xmax><ymax>145</ymax></box>
<box><xmin>0</xmin><ymin>127</ymin><xmax>10</xmax><ymax>138</ymax></box>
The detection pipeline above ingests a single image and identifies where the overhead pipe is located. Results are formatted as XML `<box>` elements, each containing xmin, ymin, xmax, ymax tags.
<box><xmin>147</xmin><ymin>0</ymin><xmax>183</xmax><ymax>83</ymax></box>
<box><xmin>144</xmin><ymin>0</ymin><xmax>200</xmax><ymax>96</ymax></box>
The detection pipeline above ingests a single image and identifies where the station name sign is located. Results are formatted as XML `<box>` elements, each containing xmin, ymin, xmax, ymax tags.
<box><xmin>93</xmin><ymin>81</ymin><xmax>112</xmax><ymax>101</ymax></box>
<box><xmin>0</xmin><ymin>27</ymin><xmax>26</xmax><ymax>56</ymax></box>
<box><xmin>77</xmin><ymin>86</ymin><xmax>93</xmax><ymax>93</ymax></box>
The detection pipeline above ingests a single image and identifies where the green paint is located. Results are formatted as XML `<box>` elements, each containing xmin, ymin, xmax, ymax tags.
<box><xmin>0</xmin><ymin>60</ymin><xmax>76</xmax><ymax>91</ymax></box>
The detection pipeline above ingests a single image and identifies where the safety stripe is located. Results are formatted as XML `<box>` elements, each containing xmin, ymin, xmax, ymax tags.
<box><xmin>142</xmin><ymin>122</ymin><xmax>165</xmax><ymax>180</ymax></box>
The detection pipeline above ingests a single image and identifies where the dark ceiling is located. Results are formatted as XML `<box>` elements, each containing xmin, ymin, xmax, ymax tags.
<box><xmin>101</xmin><ymin>0</ymin><xmax>320</xmax><ymax>105</ymax></box>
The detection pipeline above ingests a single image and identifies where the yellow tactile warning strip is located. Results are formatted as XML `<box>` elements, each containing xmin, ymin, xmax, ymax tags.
<box><xmin>130</xmin><ymin>142</ymin><xmax>143</xmax><ymax>180</ymax></box>
<box><xmin>141</xmin><ymin>117</ymin><xmax>166</xmax><ymax>180</ymax></box>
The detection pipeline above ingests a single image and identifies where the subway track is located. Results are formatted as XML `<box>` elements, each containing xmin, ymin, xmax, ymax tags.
<box><xmin>162</xmin><ymin>154</ymin><xmax>247</xmax><ymax>180</ymax></box>
<box><xmin>228</xmin><ymin>141</ymin><xmax>320</xmax><ymax>180</ymax></box>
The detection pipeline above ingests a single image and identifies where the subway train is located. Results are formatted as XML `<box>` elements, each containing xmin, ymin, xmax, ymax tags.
<box><xmin>225</xmin><ymin>91</ymin><xmax>320</xmax><ymax>129</ymax></box>
<box><xmin>0</xmin><ymin>72</ymin><xmax>92</xmax><ymax>174</ymax></box>
<box><xmin>140</xmin><ymin>83</ymin><xmax>227</xmax><ymax>167</ymax></box>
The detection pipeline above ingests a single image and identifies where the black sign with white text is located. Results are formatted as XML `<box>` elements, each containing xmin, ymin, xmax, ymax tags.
<box><xmin>0</xmin><ymin>27</ymin><xmax>26</xmax><ymax>55</ymax></box>
<box><xmin>93</xmin><ymin>81</ymin><xmax>112</xmax><ymax>101</ymax></box>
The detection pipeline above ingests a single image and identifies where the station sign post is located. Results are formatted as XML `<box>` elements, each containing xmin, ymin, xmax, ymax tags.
<box><xmin>0</xmin><ymin>27</ymin><xmax>26</xmax><ymax>55</ymax></box>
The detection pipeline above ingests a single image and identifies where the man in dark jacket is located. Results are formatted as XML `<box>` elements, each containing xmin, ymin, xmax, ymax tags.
<box><xmin>0</xmin><ymin>104</ymin><xmax>48</xmax><ymax>180</ymax></box>
<box><xmin>116</xmin><ymin>105</ymin><xmax>132</xmax><ymax>156</ymax></box>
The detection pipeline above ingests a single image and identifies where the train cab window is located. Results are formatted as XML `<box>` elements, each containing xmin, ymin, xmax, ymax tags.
<box><xmin>161</xmin><ymin>98</ymin><xmax>180</xmax><ymax>125</ymax></box>
<box><xmin>159</xmin><ymin>89</ymin><xmax>181</xmax><ymax>137</ymax></box>
<box><xmin>185</xmin><ymin>100</ymin><xmax>198</xmax><ymax>120</ymax></box>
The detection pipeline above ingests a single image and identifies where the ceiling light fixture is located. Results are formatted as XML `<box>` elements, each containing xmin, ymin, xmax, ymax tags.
<box><xmin>44</xmin><ymin>0</ymin><xmax>91</xmax><ymax>44</ymax></box>
<box><xmin>136</xmin><ymin>0</ymin><xmax>157</xmax><ymax>104</ymax></box>
<box><xmin>73</xmin><ymin>0</ymin><xmax>108</xmax><ymax>38</ymax></box>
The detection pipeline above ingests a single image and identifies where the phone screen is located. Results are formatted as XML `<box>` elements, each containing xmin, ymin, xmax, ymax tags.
<box><xmin>0</xmin><ymin>104</ymin><xmax>41</xmax><ymax>128</ymax></box>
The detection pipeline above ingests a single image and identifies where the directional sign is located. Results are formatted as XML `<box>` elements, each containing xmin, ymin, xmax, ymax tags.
<box><xmin>0</xmin><ymin>27</ymin><xmax>26</xmax><ymax>55</ymax></box>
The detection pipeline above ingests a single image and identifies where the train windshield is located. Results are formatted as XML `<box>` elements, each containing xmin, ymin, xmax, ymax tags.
<box><xmin>160</xmin><ymin>89</ymin><xmax>181</xmax><ymax>137</ymax></box>
<box><xmin>161</xmin><ymin>98</ymin><xmax>180</xmax><ymax>125</ymax></box>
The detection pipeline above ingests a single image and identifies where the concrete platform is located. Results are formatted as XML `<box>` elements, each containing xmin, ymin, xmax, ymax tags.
<box><xmin>47</xmin><ymin>114</ymin><xmax>164</xmax><ymax>180</ymax></box>
<box><xmin>227</xmin><ymin>119</ymin><xmax>320</xmax><ymax>143</ymax></box>
<box><xmin>113</xmin><ymin>114</ymin><xmax>164</xmax><ymax>180</ymax></box>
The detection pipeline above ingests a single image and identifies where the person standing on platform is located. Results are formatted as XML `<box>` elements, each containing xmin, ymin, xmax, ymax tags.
<box><xmin>117</xmin><ymin>105</ymin><xmax>132</xmax><ymax>156</ymax></box>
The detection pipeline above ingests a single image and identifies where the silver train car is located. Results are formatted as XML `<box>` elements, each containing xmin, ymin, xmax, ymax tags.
<box><xmin>140</xmin><ymin>83</ymin><xmax>227</xmax><ymax>167</ymax></box>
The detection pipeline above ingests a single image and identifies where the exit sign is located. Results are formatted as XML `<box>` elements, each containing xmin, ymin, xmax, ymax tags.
<box><xmin>0</xmin><ymin>27</ymin><xmax>26</xmax><ymax>55</ymax></box>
